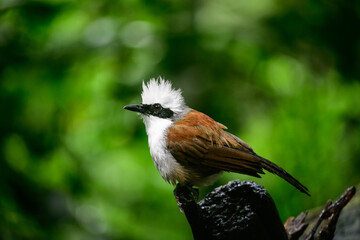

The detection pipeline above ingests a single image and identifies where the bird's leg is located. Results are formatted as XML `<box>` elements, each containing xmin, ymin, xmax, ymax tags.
<box><xmin>187</xmin><ymin>185</ymin><xmax>199</xmax><ymax>202</ymax></box>
<box><xmin>173</xmin><ymin>184</ymin><xmax>199</xmax><ymax>212</ymax></box>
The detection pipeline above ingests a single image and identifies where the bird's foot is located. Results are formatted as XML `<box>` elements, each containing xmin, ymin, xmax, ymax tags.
<box><xmin>174</xmin><ymin>184</ymin><xmax>199</xmax><ymax>213</ymax></box>
<box><xmin>187</xmin><ymin>186</ymin><xmax>199</xmax><ymax>202</ymax></box>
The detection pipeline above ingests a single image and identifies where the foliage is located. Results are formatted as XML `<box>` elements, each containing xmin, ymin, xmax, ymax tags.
<box><xmin>1</xmin><ymin>0</ymin><xmax>360</xmax><ymax>239</ymax></box>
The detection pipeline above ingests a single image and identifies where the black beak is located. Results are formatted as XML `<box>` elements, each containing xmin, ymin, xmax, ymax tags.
<box><xmin>124</xmin><ymin>104</ymin><xmax>146</xmax><ymax>114</ymax></box>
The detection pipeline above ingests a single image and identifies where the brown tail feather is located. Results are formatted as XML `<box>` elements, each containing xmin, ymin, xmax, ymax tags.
<box><xmin>260</xmin><ymin>157</ymin><xmax>310</xmax><ymax>196</ymax></box>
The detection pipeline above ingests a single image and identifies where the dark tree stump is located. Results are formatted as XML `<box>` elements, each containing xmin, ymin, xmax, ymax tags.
<box><xmin>174</xmin><ymin>180</ymin><xmax>356</xmax><ymax>240</ymax></box>
<box><xmin>174</xmin><ymin>180</ymin><xmax>288</xmax><ymax>240</ymax></box>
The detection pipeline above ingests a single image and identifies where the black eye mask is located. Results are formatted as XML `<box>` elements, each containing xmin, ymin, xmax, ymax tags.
<box><xmin>147</xmin><ymin>103</ymin><xmax>174</xmax><ymax>118</ymax></box>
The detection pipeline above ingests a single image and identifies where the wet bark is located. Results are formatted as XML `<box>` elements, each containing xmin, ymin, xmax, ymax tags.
<box><xmin>174</xmin><ymin>180</ymin><xmax>356</xmax><ymax>240</ymax></box>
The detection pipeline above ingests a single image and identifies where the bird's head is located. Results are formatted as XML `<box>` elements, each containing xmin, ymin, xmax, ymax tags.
<box><xmin>124</xmin><ymin>78</ymin><xmax>189</xmax><ymax>124</ymax></box>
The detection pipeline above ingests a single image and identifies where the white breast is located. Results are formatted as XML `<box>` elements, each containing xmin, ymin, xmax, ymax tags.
<box><xmin>143</xmin><ymin>115</ymin><xmax>183</xmax><ymax>183</ymax></box>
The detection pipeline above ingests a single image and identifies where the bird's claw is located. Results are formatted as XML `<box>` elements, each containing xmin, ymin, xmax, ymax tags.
<box><xmin>174</xmin><ymin>184</ymin><xmax>199</xmax><ymax>213</ymax></box>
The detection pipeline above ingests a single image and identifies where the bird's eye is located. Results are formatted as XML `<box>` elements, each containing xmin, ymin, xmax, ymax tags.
<box><xmin>153</xmin><ymin>103</ymin><xmax>162</xmax><ymax>111</ymax></box>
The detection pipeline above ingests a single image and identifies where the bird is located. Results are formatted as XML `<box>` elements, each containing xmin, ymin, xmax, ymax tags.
<box><xmin>124</xmin><ymin>78</ymin><xmax>310</xmax><ymax>197</ymax></box>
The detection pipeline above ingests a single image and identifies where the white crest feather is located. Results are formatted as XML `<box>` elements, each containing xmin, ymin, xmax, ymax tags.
<box><xmin>141</xmin><ymin>77</ymin><xmax>185</xmax><ymax>113</ymax></box>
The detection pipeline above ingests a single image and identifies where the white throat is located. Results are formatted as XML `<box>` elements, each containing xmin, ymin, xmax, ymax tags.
<box><xmin>142</xmin><ymin>115</ymin><xmax>182</xmax><ymax>183</ymax></box>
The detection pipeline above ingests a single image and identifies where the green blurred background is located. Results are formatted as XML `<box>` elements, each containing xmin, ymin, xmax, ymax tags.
<box><xmin>1</xmin><ymin>0</ymin><xmax>360</xmax><ymax>239</ymax></box>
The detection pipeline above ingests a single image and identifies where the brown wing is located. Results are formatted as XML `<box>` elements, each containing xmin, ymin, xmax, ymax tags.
<box><xmin>167</xmin><ymin>110</ymin><xmax>310</xmax><ymax>195</ymax></box>
<box><xmin>167</xmin><ymin>110</ymin><xmax>265</xmax><ymax>178</ymax></box>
